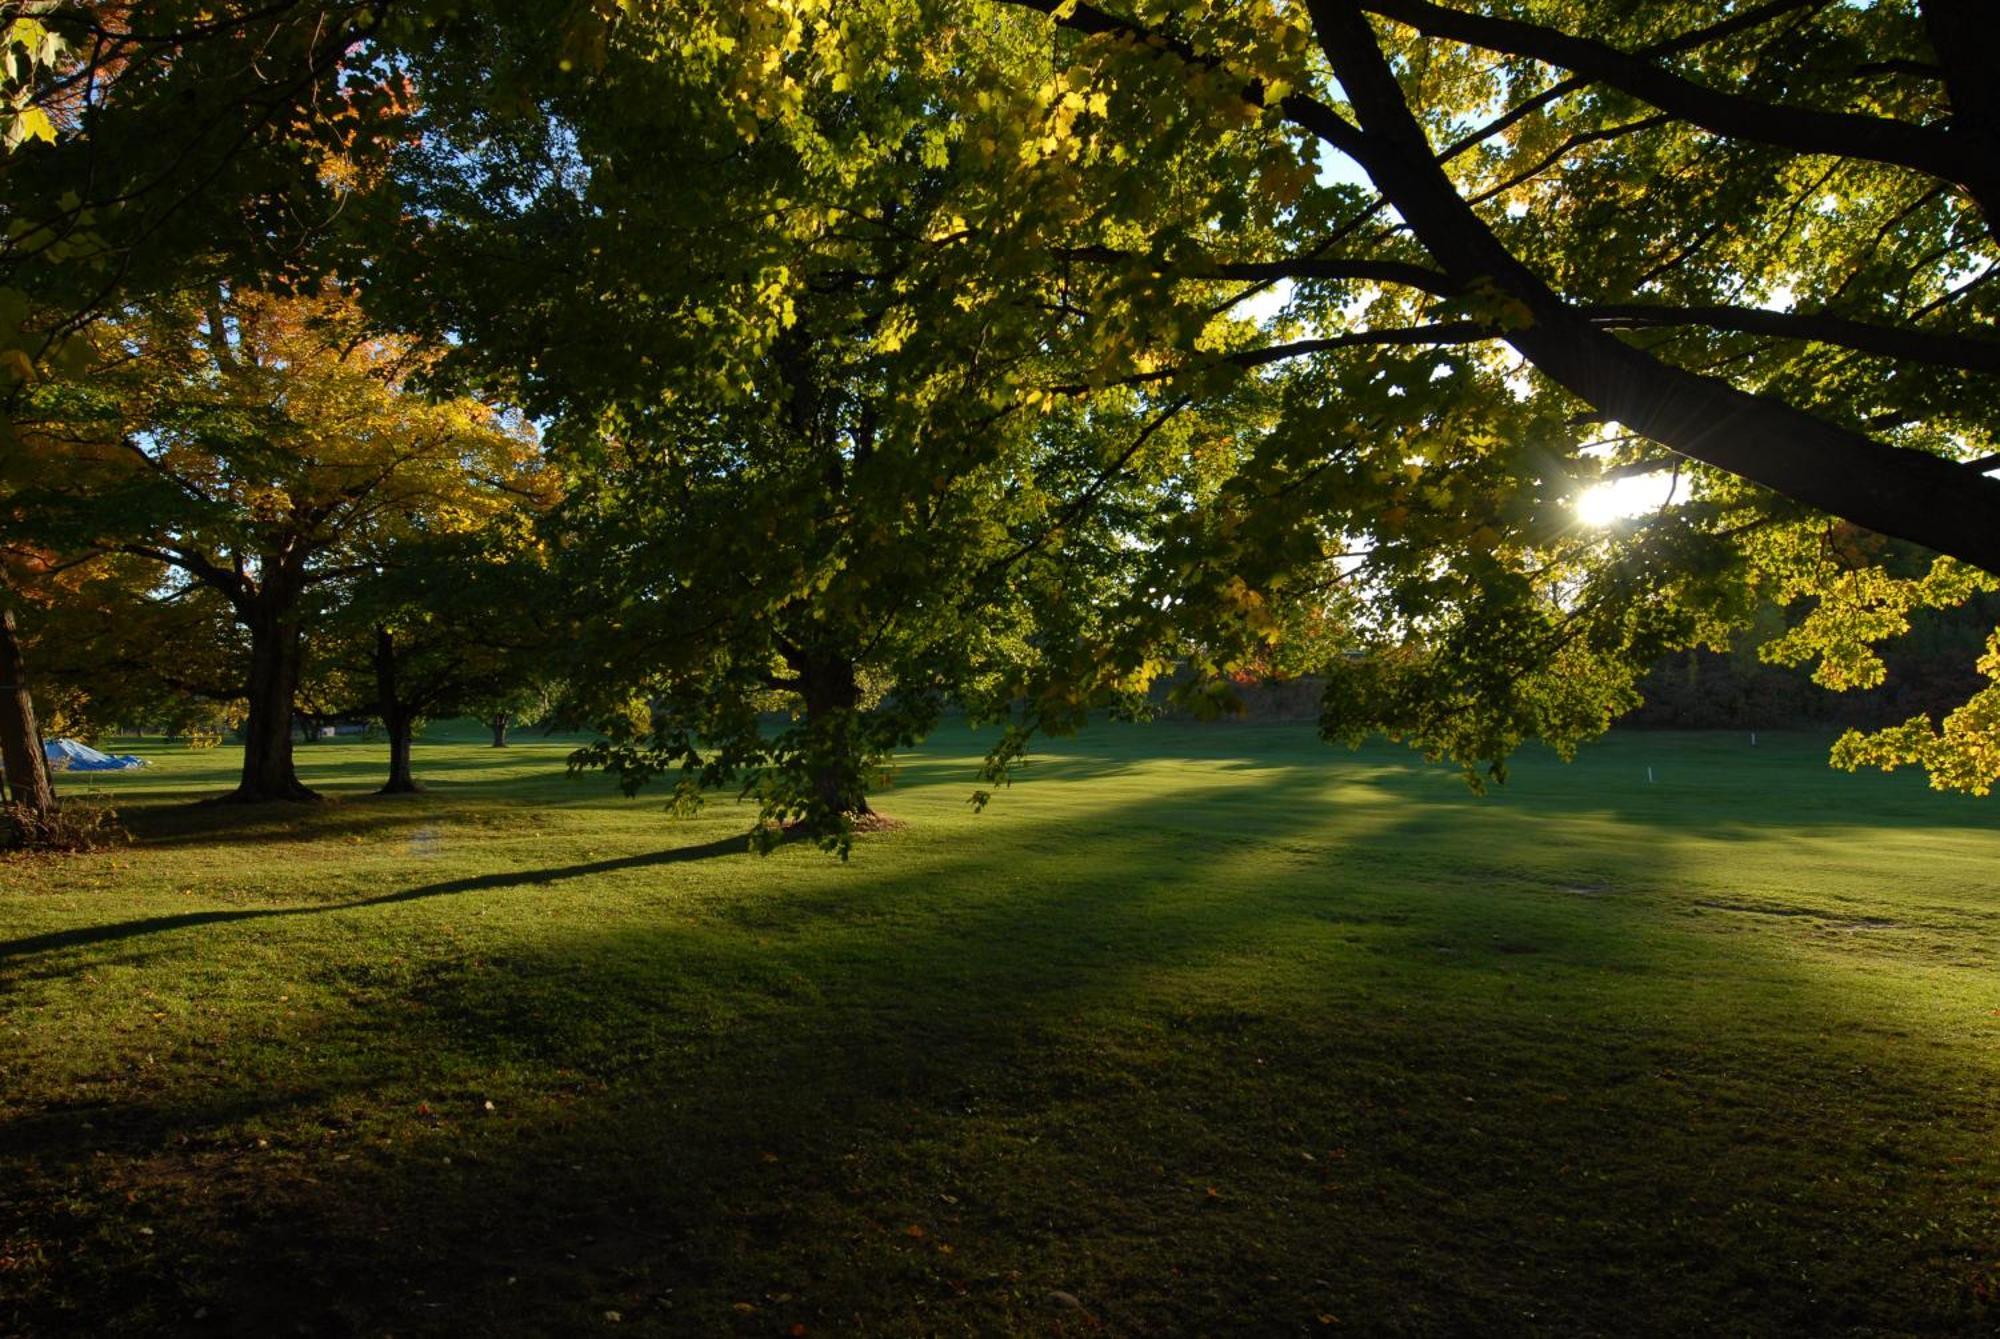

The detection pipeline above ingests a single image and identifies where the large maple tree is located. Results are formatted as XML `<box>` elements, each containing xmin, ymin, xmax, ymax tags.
<box><xmin>12</xmin><ymin>288</ymin><xmax>549</xmax><ymax>800</ymax></box>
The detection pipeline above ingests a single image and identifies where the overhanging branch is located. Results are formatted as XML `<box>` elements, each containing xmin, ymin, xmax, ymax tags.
<box><xmin>1359</xmin><ymin>0</ymin><xmax>1974</xmax><ymax>197</ymax></box>
<box><xmin>1586</xmin><ymin>303</ymin><xmax>2000</xmax><ymax>376</ymax></box>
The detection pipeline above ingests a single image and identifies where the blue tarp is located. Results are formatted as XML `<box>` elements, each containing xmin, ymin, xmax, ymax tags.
<box><xmin>43</xmin><ymin>738</ymin><xmax>151</xmax><ymax>771</ymax></box>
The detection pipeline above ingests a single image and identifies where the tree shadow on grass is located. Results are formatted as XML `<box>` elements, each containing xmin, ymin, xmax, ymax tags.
<box><xmin>116</xmin><ymin>796</ymin><xmax>446</xmax><ymax>849</ymax></box>
<box><xmin>288</xmin><ymin>818</ymin><xmax>1993</xmax><ymax>1335</ymax></box>
<box><xmin>0</xmin><ymin>834</ymin><xmax>754</xmax><ymax>967</ymax></box>
<box><xmin>886</xmin><ymin>751</ymin><xmax>1146</xmax><ymax>791</ymax></box>
<box><xmin>7</xmin><ymin>768</ymin><xmax>2000</xmax><ymax>1336</ymax></box>
<box><xmin>3</xmin><ymin>777</ymin><xmax>1394</xmax><ymax>1335</ymax></box>
<box><xmin>113</xmin><ymin>775</ymin><xmax>614</xmax><ymax>851</ymax></box>
<box><xmin>930</xmin><ymin>721</ymin><xmax>2000</xmax><ymax>840</ymax></box>
<box><xmin>0</xmin><ymin>1084</ymin><xmax>350</xmax><ymax>1165</ymax></box>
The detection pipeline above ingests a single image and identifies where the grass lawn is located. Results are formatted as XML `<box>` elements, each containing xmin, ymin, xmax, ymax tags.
<box><xmin>4</xmin><ymin>721</ymin><xmax>2000</xmax><ymax>1336</ymax></box>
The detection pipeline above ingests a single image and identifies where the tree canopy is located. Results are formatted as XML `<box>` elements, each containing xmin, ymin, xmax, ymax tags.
<box><xmin>955</xmin><ymin>0</ymin><xmax>2000</xmax><ymax>786</ymax></box>
<box><xmin>9</xmin><ymin>288</ymin><xmax>550</xmax><ymax>800</ymax></box>
<box><xmin>6</xmin><ymin>0</ymin><xmax>2000</xmax><ymax>841</ymax></box>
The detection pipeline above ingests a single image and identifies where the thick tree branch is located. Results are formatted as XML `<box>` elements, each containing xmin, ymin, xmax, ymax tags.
<box><xmin>1222</xmin><ymin>321</ymin><xmax>1494</xmax><ymax>371</ymax></box>
<box><xmin>1306</xmin><ymin>0</ymin><xmax>2000</xmax><ymax>574</ymax></box>
<box><xmin>1585</xmin><ymin>303</ymin><xmax>2000</xmax><ymax>376</ymax></box>
<box><xmin>1209</xmin><ymin>257</ymin><xmax>1457</xmax><ymax>295</ymax></box>
<box><xmin>1360</xmin><ymin>0</ymin><xmax>1990</xmax><ymax>217</ymax></box>
<box><xmin>1921</xmin><ymin>0</ymin><xmax>2000</xmax><ymax>216</ymax></box>
<box><xmin>113</xmin><ymin>542</ymin><xmax>245</xmax><ymax>602</ymax></box>
<box><xmin>1056</xmin><ymin>245</ymin><xmax>1455</xmax><ymax>296</ymax></box>
<box><xmin>1432</xmin><ymin>0</ymin><xmax>1831</xmax><ymax>166</ymax></box>
<box><xmin>990</xmin><ymin>0</ymin><xmax>2000</xmax><ymax>569</ymax></box>
<box><xmin>1046</xmin><ymin>321</ymin><xmax>1492</xmax><ymax>394</ymax></box>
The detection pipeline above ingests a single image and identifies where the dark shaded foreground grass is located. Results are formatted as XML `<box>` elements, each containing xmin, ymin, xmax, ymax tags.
<box><xmin>4</xmin><ymin>722</ymin><xmax>2000</xmax><ymax>1336</ymax></box>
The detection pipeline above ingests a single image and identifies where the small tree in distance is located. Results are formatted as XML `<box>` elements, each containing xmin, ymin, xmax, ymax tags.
<box><xmin>326</xmin><ymin>524</ymin><xmax>563</xmax><ymax>794</ymax></box>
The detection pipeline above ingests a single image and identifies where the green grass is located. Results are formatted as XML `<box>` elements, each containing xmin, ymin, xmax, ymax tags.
<box><xmin>5</xmin><ymin>721</ymin><xmax>2000</xmax><ymax>1336</ymax></box>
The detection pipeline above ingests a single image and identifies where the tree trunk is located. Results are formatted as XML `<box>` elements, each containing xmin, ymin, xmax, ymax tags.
<box><xmin>801</xmin><ymin>652</ymin><xmax>871</xmax><ymax>817</ymax></box>
<box><xmin>226</xmin><ymin>602</ymin><xmax>317</xmax><ymax>802</ymax></box>
<box><xmin>381</xmin><ymin>712</ymin><xmax>420</xmax><ymax>793</ymax></box>
<box><xmin>0</xmin><ymin>610</ymin><xmax>56</xmax><ymax>817</ymax></box>
<box><xmin>374</xmin><ymin>627</ymin><xmax>423</xmax><ymax>795</ymax></box>
<box><xmin>1920</xmin><ymin>0</ymin><xmax>2000</xmax><ymax>234</ymax></box>
<box><xmin>489</xmin><ymin>712</ymin><xmax>510</xmax><ymax>748</ymax></box>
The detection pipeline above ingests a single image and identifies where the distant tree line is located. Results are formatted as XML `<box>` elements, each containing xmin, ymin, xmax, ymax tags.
<box><xmin>1165</xmin><ymin>594</ymin><xmax>2000</xmax><ymax>732</ymax></box>
<box><xmin>1621</xmin><ymin>596</ymin><xmax>2000</xmax><ymax>732</ymax></box>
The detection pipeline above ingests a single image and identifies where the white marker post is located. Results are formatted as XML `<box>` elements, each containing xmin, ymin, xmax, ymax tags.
<box><xmin>1647</xmin><ymin>766</ymin><xmax>1655</xmax><ymax>784</ymax></box>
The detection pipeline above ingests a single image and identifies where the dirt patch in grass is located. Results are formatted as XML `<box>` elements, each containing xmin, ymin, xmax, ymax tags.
<box><xmin>847</xmin><ymin>811</ymin><xmax>907</xmax><ymax>833</ymax></box>
<box><xmin>779</xmin><ymin>811</ymin><xmax>908</xmax><ymax>839</ymax></box>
